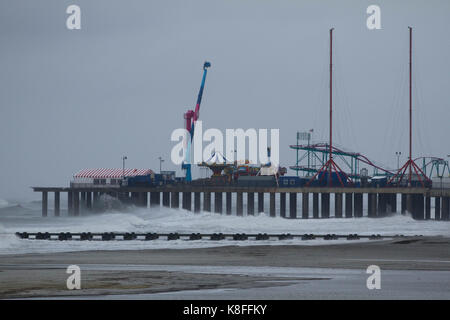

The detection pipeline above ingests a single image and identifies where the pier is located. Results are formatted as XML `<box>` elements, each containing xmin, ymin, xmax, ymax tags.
<box><xmin>33</xmin><ymin>186</ymin><xmax>450</xmax><ymax>221</ymax></box>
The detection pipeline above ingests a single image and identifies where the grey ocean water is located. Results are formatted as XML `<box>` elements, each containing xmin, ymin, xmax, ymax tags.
<box><xmin>1</xmin><ymin>196</ymin><xmax>449</xmax><ymax>255</ymax></box>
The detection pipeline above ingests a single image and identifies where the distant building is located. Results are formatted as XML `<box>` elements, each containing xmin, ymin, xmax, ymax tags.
<box><xmin>71</xmin><ymin>168</ymin><xmax>154</xmax><ymax>188</ymax></box>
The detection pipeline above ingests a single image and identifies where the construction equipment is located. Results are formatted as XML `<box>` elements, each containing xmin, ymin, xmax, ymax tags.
<box><xmin>182</xmin><ymin>61</ymin><xmax>211</xmax><ymax>181</ymax></box>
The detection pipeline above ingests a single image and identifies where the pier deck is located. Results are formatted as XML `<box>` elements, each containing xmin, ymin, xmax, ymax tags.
<box><xmin>32</xmin><ymin>185</ymin><xmax>450</xmax><ymax>221</ymax></box>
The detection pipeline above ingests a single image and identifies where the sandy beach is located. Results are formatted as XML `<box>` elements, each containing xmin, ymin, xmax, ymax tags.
<box><xmin>1</xmin><ymin>236</ymin><xmax>450</xmax><ymax>299</ymax></box>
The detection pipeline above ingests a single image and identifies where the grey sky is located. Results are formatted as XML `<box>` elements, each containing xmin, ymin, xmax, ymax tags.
<box><xmin>1</xmin><ymin>0</ymin><xmax>449</xmax><ymax>201</ymax></box>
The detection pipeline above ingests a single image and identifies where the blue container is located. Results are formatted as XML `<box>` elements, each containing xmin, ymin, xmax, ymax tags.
<box><xmin>317</xmin><ymin>172</ymin><xmax>349</xmax><ymax>187</ymax></box>
<box><xmin>279</xmin><ymin>176</ymin><xmax>309</xmax><ymax>187</ymax></box>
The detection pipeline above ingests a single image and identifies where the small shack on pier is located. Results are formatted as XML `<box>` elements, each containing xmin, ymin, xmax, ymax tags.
<box><xmin>71</xmin><ymin>168</ymin><xmax>154</xmax><ymax>188</ymax></box>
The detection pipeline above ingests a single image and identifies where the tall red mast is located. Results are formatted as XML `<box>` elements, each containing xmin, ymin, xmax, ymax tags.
<box><xmin>329</xmin><ymin>28</ymin><xmax>334</xmax><ymax>186</ymax></box>
<box><xmin>409</xmin><ymin>26</ymin><xmax>412</xmax><ymax>186</ymax></box>
<box><xmin>387</xmin><ymin>27</ymin><xmax>431</xmax><ymax>188</ymax></box>
<box><xmin>306</xmin><ymin>28</ymin><xmax>353</xmax><ymax>188</ymax></box>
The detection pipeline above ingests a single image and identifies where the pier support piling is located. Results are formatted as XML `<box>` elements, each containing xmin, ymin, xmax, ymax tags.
<box><xmin>269</xmin><ymin>193</ymin><xmax>276</xmax><ymax>217</ymax></box>
<box><xmin>42</xmin><ymin>191</ymin><xmax>48</xmax><ymax>217</ymax></box>
<box><xmin>302</xmin><ymin>193</ymin><xmax>309</xmax><ymax>219</ymax></box>
<box><xmin>321</xmin><ymin>193</ymin><xmax>330</xmax><ymax>218</ymax></box>
<box><xmin>390</xmin><ymin>194</ymin><xmax>397</xmax><ymax>213</ymax></box>
<box><xmin>86</xmin><ymin>192</ymin><xmax>92</xmax><ymax>210</ymax></box>
<box><xmin>237</xmin><ymin>192</ymin><xmax>243</xmax><ymax>216</ymax></box>
<box><xmin>313</xmin><ymin>193</ymin><xmax>319</xmax><ymax>218</ymax></box>
<box><xmin>138</xmin><ymin>192</ymin><xmax>148</xmax><ymax>207</ymax></box>
<box><xmin>150</xmin><ymin>192</ymin><xmax>160</xmax><ymax>207</ymax></box>
<box><xmin>68</xmin><ymin>192</ymin><xmax>73</xmax><ymax>216</ymax></box>
<box><xmin>280</xmin><ymin>193</ymin><xmax>286</xmax><ymax>218</ymax></box>
<box><xmin>163</xmin><ymin>192</ymin><xmax>170</xmax><ymax>207</ymax></box>
<box><xmin>425</xmin><ymin>196</ymin><xmax>431</xmax><ymax>220</ymax></box>
<box><xmin>81</xmin><ymin>192</ymin><xmax>86</xmax><ymax>210</ymax></box>
<box><xmin>335</xmin><ymin>193</ymin><xmax>343</xmax><ymax>218</ymax></box>
<box><xmin>435</xmin><ymin>197</ymin><xmax>441</xmax><ymax>220</ymax></box>
<box><xmin>226</xmin><ymin>192</ymin><xmax>232</xmax><ymax>215</ymax></box>
<box><xmin>442</xmin><ymin>197</ymin><xmax>450</xmax><ymax>221</ymax></box>
<box><xmin>354</xmin><ymin>193</ymin><xmax>363</xmax><ymax>217</ymax></box>
<box><xmin>203</xmin><ymin>192</ymin><xmax>211</xmax><ymax>212</ymax></box>
<box><xmin>378</xmin><ymin>193</ymin><xmax>387</xmax><ymax>217</ymax></box>
<box><xmin>345</xmin><ymin>193</ymin><xmax>353</xmax><ymax>218</ymax></box>
<box><xmin>403</xmin><ymin>194</ymin><xmax>408</xmax><ymax>214</ymax></box>
<box><xmin>414</xmin><ymin>194</ymin><xmax>425</xmax><ymax>220</ymax></box>
<box><xmin>170</xmin><ymin>192</ymin><xmax>179</xmax><ymax>209</ymax></box>
<box><xmin>194</xmin><ymin>192</ymin><xmax>201</xmax><ymax>213</ymax></box>
<box><xmin>247</xmin><ymin>192</ymin><xmax>254</xmax><ymax>216</ymax></box>
<box><xmin>368</xmin><ymin>193</ymin><xmax>377</xmax><ymax>217</ymax></box>
<box><xmin>183</xmin><ymin>192</ymin><xmax>191</xmax><ymax>211</ymax></box>
<box><xmin>73</xmin><ymin>192</ymin><xmax>80</xmax><ymax>216</ymax></box>
<box><xmin>289</xmin><ymin>193</ymin><xmax>297</xmax><ymax>219</ymax></box>
<box><xmin>215</xmin><ymin>192</ymin><xmax>223</xmax><ymax>214</ymax></box>
<box><xmin>258</xmin><ymin>192</ymin><xmax>264</xmax><ymax>213</ymax></box>
<box><xmin>54</xmin><ymin>191</ymin><xmax>60</xmax><ymax>217</ymax></box>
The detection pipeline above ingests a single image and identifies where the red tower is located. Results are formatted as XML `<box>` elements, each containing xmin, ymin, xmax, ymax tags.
<box><xmin>387</xmin><ymin>27</ymin><xmax>431</xmax><ymax>187</ymax></box>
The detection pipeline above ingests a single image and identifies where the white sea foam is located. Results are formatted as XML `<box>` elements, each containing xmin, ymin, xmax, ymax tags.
<box><xmin>0</xmin><ymin>203</ymin><xmax>449</xmax><ymax>255</ymax></box>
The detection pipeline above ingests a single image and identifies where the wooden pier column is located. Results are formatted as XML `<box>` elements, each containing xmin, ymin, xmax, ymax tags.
<box><xmin>54</xmin><ymin>191</ymin><xmax>60</xmax><ymax>217</ymax></box>
<box><xmin>280</xmin><ymin>193</ymin><xmax>286</xmax><ymax>218</ymax></box>
<box><xmin>334</xmin><ymin>193</ymin><xmax>343</xmax><ymax>218</ymax></box>
<box><xmin>442</xmin><ymin>197</ymin><xmax>450</xmax><ymax>221</ymax></box>
<box><xmin>425</xmin><ymin>196</ymin><xmax>431</xmax><ymax>220</ymax></box>
<box><xmin>321</xmin><ymin>193</ymin><xmax>330</xmax><ymax>218</ymax></box>
<box><xmin>378</xmin><ymin>193</ymin><xmax>387</xmax><ymax>217</ymax></box>
<box><xmin>435</xmin><ymin>197</ymin><xmax>441</xmax><ymax>220</ymax></box>
<box><xmin>269</xmin><ymin>193</ymin><xmax>276</xmax><ymax>217</ymax></box>
<box><xmin>68</xmin><ymin>192</ymin><xmax>73</xmax><ymax>216</ymax></box>
<box><xmin>345</xmin><ymin>193</ymin><xmax>353</xmax><ymax>218</ymax></box>
<box><xmin>203</xmin><ymin>192</ymin><xmax>211</xmax><ymax>212</ymax></box>
<box><xmin>401</xmin><ymin>194</ymin><xmax>407</xmax><ymax>214</ymax></box>
<box><xmin>215</xmin><ymin>192</ymin><xmax>223</xmax><ymax>214</ymax></box>
<box><xmin>86</xmin><ymin>192</ymin><xmax>92</xmax><ymax>210</ymax></box>
<box><xmin>194</xmin><ymin>192</ymin><xmax>201</xmax><ymax>213</ymax></box>
<box><xmin>131</xmin><ymin>192</ymin><xmax>138</xmax><ymax>206</ymax></box>
<box><xmin>406</xmin><ymin>194</ymin><xmax>412</xmax><ymax>214</ymax></box>
<box><xmin>73</xmin><ymin>191</ymin><xmax>80</xmax><ymax>216</ymax></box>
<box><xmin>81</xmin><ymin>192</ymin><xmax>86</xmax><ymax>209</ymax></box>
<box><xmin>354</xmin><ymin>193</ymin><xmax>363</xmax><ymax>217</ymax></box>
<box><xmin>289</xmin><ymin>193</ymin><xmax>297</xmax><ymax>219</ymax></box>
<box><xmin>313</xmin><ymin>193</ymin><xmax>319</xmax><ymax>218</ymax></box>
<box><xmin>138</xmin><ymin>192</ymin><xmax>147</xmax><ymax>207</ymax></box>
<box><xmin>247</xmin><ymin>192</ymin><xmax>254</xmax><ymax>216</ymax></box>
<box><xmin>42</xmin><ymin>191</ymin><xmax>48</xmax><ymax>217</ymax></box>
<box><xmin>414</xmin><ymin>194</ymin><xmax>425</xmax><ymax>220</ymax></box>
<box><xmin>226</xmin><ymin>192</ymin><xmax>232</xmax><ymax>215</ymax></box>
<box><xmin>390</xmin><ymin>194</ymin><xmax>397</xmax><ymax>213</ymax></box>
<box><xmin>93</xmin><ymin>192</ymin><xmax>100</xmax><ymax>211</ymax></box>
<box><xmin>236</xmin><ymin>192</ymin><xmax>243</xmax><ymax>216</ymax></box>
<box><xmin>162</xmin><ymin>192</ymin><xmax>170</xmax><ymax>207</ymax></box>
<box><xmin>183</xmin><ymin>192</ymin><xmax>191</xmax><ymax>211</ymax></box>
<box><xmin>368</xmin><ymin>193</ymin><xmax>377</xmax><ymax>218</ymax></box>
<box><xmin>170</xmin><ymin>192</ymin><xmax>179</xmax><ymax>209</ymax></box>
<box><xmin>150</xmin><ymin>192</ymin><xmax>160</xmax><ymax>207</ymax></box>
<box><xmin>302</xmin><ymin>193</ymin><xmax>309</xmax><ymax>219</ymax></box>
<box><xmin>258</xmin><ymin>192</ymin><xmax>264</xmax><ymax>213</ymax></box>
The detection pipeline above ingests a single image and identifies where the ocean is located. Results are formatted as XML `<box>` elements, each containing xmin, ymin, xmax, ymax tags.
<box><xmin>1</xmin><ymin>196</ymin><xmax>449</xmax><ymax>255</ymax></box>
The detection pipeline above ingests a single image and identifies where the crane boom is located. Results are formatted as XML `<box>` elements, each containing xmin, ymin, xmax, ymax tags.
<box><xmin>182</xmin><ymin>61</ymin><xmax>211</xmax><ymax>182</ymax></box>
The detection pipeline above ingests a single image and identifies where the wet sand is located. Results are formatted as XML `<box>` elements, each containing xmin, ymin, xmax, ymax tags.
<box><xmin>1</xmin><ymin>236</ymin><xmax>450</xmax><ymax>299</ymax></box>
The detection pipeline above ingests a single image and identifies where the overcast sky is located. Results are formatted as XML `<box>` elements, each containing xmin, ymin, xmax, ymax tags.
<box><xmin>1</xmin><ymin>0</ymin><xmax>449</xmax><ymax>201</ymax></box>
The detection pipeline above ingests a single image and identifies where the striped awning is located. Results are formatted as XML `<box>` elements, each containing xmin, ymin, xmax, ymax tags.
<box><xmin>74</xmin><ymin>168</ymin><xmax>153</xmax><ymax>179</ymax></box>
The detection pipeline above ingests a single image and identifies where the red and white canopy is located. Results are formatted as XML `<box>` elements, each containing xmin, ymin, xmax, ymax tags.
<box><xmin>74</xmin><ymin>168</ymin><xmax>153</xmax><ymax>179</ymax></box>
